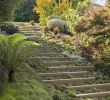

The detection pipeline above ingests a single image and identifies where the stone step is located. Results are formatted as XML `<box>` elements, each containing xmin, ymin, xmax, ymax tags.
<box><xmin>20</xmin><ymin>27</ymin><xmax>40</xmax><ymax>29</ymax></box>
<box><xmin>35</xmin><ymin>50</ymin><xmax>63</xmax><ymax>53</ymax></box>
<box><xmin>67</xmin><ymin>83</ymin><xmax>110</xmax><ymax>91</ymax></box>
<box><xmin>19</xmin><ymin>27</ymin><xmax>39</xmax><ymax>29</ymax></box>
<box><xmin>35</xmin><ymin>53</ymin><xmax>63</xmax><ymax>57</ymax></box>
<box><xmin>27</xmin><ymin>53</ymin><xmax>63</xmax><ymax>57</ymax></box>
<box><xmin>48</xmin><ymin>66</ymin><xmax>94</xmax><ymax>72</ymax></box>
<box><xmin>19</xmin><ymin>29</ymin><xmax>40</xmax><ymax>32</ymax></box>
<box><xmin>13</xmin><ymin>22</ymin><xmax>40</xmax><ymax>26</ymax></box>
<box><xmin>42</xmin><ymin>77</ymin><xmax>95</xmax><ymax>84</ymax></box>
<box><xmin>21</xmin><ymin>31</ymin><xmax>39</xmax><ymax>33</ymax></box>
<box><xmin>30</xmin><ymin>57</ymin><xmax>73</xmax><ymax>61</ymax></box>
<box><xmin>44</xmin><ymin>61</ymin><xmax>74</xmax><ymax>66</ymax></box>
<box><xmin>22</xmin><ymin>33</ymin><xmax>39</xmax><ymax>36</ymax></box>
<box><xmin>37</xmin><ymin>71</ymin><xmax>88</xmax><ymax>77</ymax></box>
<box><xmin>18</xmin><ymin>27</ymin><xmax>36</xmax><ymax>31</ymax></box>
<box><xmin>43</xmin><ymin>61</ymin><xmax>88</xmax><ymax>66</ymax></box>
<box><xmin>19</xmin><ymin>31</ymin><xmax>36</xmax><ymax>33</ymax></box>
<box><xmin>76</xmin><ymin>91</ymin><xmax>110</xmax><ymax>98</ymax></box>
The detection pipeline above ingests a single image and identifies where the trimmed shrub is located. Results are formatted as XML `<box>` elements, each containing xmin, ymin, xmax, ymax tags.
<box><xmin>47</xmin><ymin>18</ymin><xmax>69</xmax><ymax>34</ymax></box>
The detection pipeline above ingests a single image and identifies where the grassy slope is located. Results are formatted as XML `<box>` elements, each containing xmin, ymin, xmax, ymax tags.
<box><xmin>0</xmin><ymin>64</ymin><xmax>53</xmax><ymax>100</ymax></box>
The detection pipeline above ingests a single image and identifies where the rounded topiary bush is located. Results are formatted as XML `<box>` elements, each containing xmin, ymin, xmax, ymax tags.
<box><xmin>47</xmin><ymin>18</ymin><xmax>69</xmax><ymax>34</ymax></box>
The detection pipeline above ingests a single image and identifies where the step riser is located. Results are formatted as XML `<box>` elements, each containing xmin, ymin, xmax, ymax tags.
<box><xmin>34</xmin><ymin>49</ymin><xmax>63</xmax><ymax>52</ymax></box>
<box><xmin>48</xmin><ymin>67</ymin><xmax>95</xmax><ymax>72</ymax></box>
<box><xmin>37</xmin><ymin>71</ymin><xmax>88</xmax><ymax>77</ymax></box>
<box><xmin>44</xmin><ymin>63</ymin><xmax>75</xmax><ymax>66</ymax></box>
<box><xmin>43</xmin><ymin>77</ymin><xmax>95</xmax><ymax>84</ymax></box>
<box><xmin>19</xmin><ymin>28</ymin><xmax>39</xmax><ymax>30</ymax></box>
<box><xmin>76</xmin><ymin>91</ymin><xmax>110</xmax><ymax>98</ymax></box>
<box><xmin>35</xmin><ymin>54</ymin><xmax>63</xmax><ymax>57</ymax></box>
<box><xmin>67</xmin><ymin>83</ymin><xmax>110</xmax><ymax>90</ymax></box>
<box><xmin>30</xmin><ymin>57</ymin><xmax>71</xmax><ymax>61</ymax></box>
<box><xmin>22</xmin><ymin>34</ymin><xmax>38</xmax><ymax>36</ymax></box>
<box><xmin>28</xmin><ymin>54</ymin><xmax>64</xmax><ymax>57</ymax></box>
<box><xmin>44</xmin><ymin>61</ymin><xmax>89</xmax><ymax>66</ymax></box>
<box><xmin>19</xmin><ymin>28</ymin><xmax>38</xmax><ymax>29</ymax></box>
<box><xmin>20</xmin><ymin>30</ymin><xmax>40</xmax><ymax>32</ymax></box>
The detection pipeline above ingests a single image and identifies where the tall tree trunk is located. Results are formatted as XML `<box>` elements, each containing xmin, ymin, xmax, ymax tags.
<box><xmin>8</xmin><ymin>69</ymin><xmax>14</xmax><ymax>82</ymax></box>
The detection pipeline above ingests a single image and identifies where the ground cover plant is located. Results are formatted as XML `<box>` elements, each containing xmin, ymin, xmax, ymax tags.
<box><xmin>0</xmin><ymin>64</ymin><xmax>53</xmax><ymax>100</ymax></box>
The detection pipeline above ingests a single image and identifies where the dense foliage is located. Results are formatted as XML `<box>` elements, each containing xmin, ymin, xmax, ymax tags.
<box><xmin>1</xmin><ymin>24</ymin><xmax>19</xmax><ymax>35</ymax></box>
<box><xmin>0</xmin><ymin>0</ymin><xmax>25</xmax><ymax>20</ymax></box>
<box><xmin>34</xmin><ymin>0</ymin><xmax>90</xmax><ymax>34</ymax></box>
<box><xmin>74</xmin><ymin>5</ymin><xmax>110</xmax><ymax>65</ymax></box>
<box><xmin>0</xmin><ymin>33</ymin><xmax>39</xmax><ymax>82</ymax></box>
<box><xmin>15</xmin><ymin>0</ymin><xmax>39</xmax><ymax>22</ymax></box>
<box><xmin>34</xmin><ymin>0</ymin><xmax>72</xmax><ymax>25</ymax></box>
<box><xmin>0</xmin><ymin>64</ymin><xmax>53</xmax><ymax>100</ymax></box>
<box><xmin>1</xmin><ymin>0</ymin><xmax>110</xmax><ymax>99</ymax></box>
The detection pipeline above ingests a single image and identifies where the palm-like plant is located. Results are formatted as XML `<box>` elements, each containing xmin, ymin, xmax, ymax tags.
<box><xmin>0</xmin><ymin>33</ymin><xmax>39</xmax><ymax>82</ymax></box>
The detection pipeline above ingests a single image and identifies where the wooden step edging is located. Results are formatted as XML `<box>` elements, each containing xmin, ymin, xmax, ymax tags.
<box><xmin>48</xmin><ymin>66</ymin><xmax>95</xmax><ymax>71</ymax></box>
<box><xmin>76</xmin><ymin>91</ymin><xmax>110</xmax><ymax>98</ymax></box>
<box><xmin>42</xmin><ymin>77</ymin><xmax>95</xmax><ymax>84</ymax></box>
<box><xmin>43</xmin><ymin>61</ymin><xmax>78</xmax><ymax>66</ymax></box>
<box><xmin>35</xmin><ymin>53</ymin><xmax>63</xmax><ymax>56</ymax></box>
<box><xmin>30</xmin><ymin>57</ymin><xmax>71</xmax><ymax>61</ymax></box>
<box><xmin>67</xmin><ymin>83</ymin><xmax>110</xmax><ymax>90</ymax></box>
<box><xmin>37</xmin><ymin>71</ymin><xmax>88</xmax><ymax>77</ymax></box>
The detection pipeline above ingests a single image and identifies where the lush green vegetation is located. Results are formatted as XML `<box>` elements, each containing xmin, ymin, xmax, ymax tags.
<box><xmin>35</xmin><ymin>0</ymin><xmax>110</xmax><ymax>67</ymax></box>
<box><xmin>0</xmin><ymin>33</ymin><xmax>53</xmax><ymax>100</ymax></box>
<box><xmin>74</xmin><ymin>5</ymin><xmax>110</xmax><ymax>66</ymax></box>
<box><xmin>15</xmin><ymin>0</ymin><xmax>39</xmax><ymax>22</ymax></box>
<box><xmin>0</xmin><ymin>64</ymin><xmax>52</xmax><ymax>100</ymax></box>
<box><xmin>0</xmin><ymin>34</ymin><xmax>39</xmax><ymax>82</ymax></box>
<box><xmin>0</xmin><ymin>0</ymin><xmax>25</xmax><ymax>20</ymax></box>
<box><xmin>0</xmin><ymin>0</ymin><xmax>110</xmax><ymax>100</ymax></box>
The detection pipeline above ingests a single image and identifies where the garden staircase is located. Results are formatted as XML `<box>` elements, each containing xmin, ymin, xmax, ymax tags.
<box><xmin>14</xmin><ymin>22</ymin><xmax>110</xmax><ymax>99</ymax></box>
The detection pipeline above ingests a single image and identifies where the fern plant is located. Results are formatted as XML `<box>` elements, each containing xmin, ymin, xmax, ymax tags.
<box><xmin>0</xmin><ymin>33</ymin><xmax>39</xmax><ymax>82</ymax></box>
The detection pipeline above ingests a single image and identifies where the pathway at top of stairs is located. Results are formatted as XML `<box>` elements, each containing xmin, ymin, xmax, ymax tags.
<box><xmin>14</xmin><ymin>22</ymin><xmax>110</xmax><ymax>100</ymax></box>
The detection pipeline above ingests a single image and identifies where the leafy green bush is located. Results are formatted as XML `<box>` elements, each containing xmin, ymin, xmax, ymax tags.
<box><xmin>15</xmin><ymin>0</ymin><xmax>39</xmax><ymax>22</ymax></box>
<box><xmin>76</xmin><ymin>0</ymin><xmax>90</xmax><ymax>15</ymax></box>
<box><xmin>61</xmin><ymin>9</ymin><xmax>78</xmax><ymax>34</ymax></box>
<box><xmin>0</xmin><ymin>33</ymin><xmax>39</xmax><ymax>82</ymax></box>
<box><xmin>60</xmin><ymin>0</ymin><xmax>90</xmax><ymax>34</ymax></box>
<box><xmin>34</xmin><ymin>0</ymin><xmax>72</xmax><ymax>25</ymax></box>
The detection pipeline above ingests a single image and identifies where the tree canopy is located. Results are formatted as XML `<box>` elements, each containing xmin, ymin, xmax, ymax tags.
<box><xmin>0</xmin><ymin>0</ymin><xmax>26</xmax><ymax>20</ymax></box>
